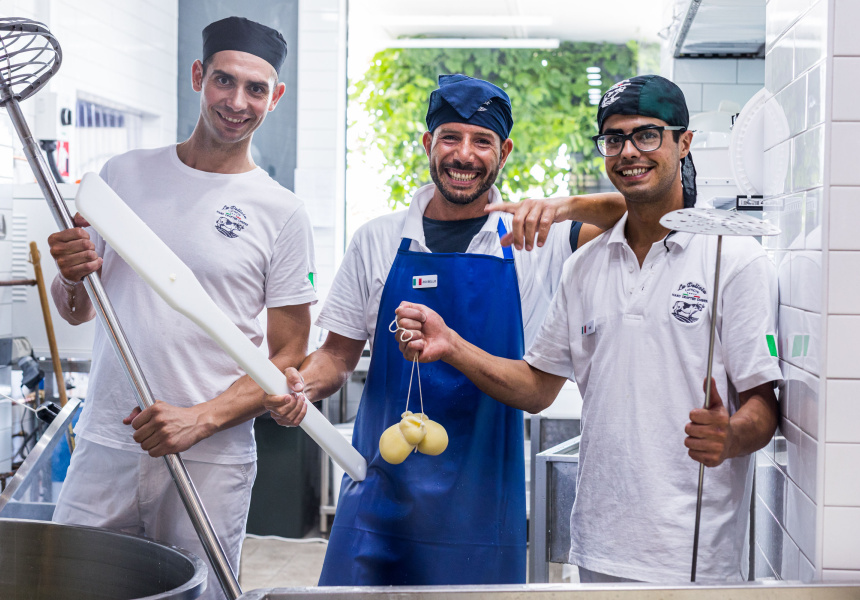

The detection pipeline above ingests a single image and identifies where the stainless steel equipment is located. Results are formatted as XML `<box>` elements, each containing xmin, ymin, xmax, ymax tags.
<box><xmin>237</xmin><ymin>584</ymin><xmax>860</xmax><ymax>599</ymax></box>
<box><xmin>0</xmin><ymin>518</ymin><xmax>206</xmax><ymax>599</ymax></box>
<box><xmin>531</xmin><ymin>436</ymin><xmax>579</xmax><ymax>583</ymax></box>
<box><xmin>0</xmin><ymin>397</ymin><xmax>80</xmax><ymax>513</ymax></box>
<box><xmin>0</xmin><ymin>17</ymin><xmax>241</xmax><ymax>599</ymax></box>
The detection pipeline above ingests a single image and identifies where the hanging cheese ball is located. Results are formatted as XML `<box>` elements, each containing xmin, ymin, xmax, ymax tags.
<box><xmin>398</xmin><ymin>411</ymin><xmax>427</xmax><ymax>446</ymax></box>
<box><xmin>416</xmin><ymin>414</ymin><xmax>448</xmax><ymax>456</ymax></box>
<box><xmin>379</xmin><ymin>423</ymin><xmax>414</xmax><ymax>465</ymax></box>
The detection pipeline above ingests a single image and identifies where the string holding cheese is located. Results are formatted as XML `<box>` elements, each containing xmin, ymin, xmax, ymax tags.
<box><xmin>380</xmin><ymin>318</ymin><xmax>449</xmax><ymax>465</ymax></box>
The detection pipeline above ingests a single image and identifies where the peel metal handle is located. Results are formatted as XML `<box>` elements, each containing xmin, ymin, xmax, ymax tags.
<box><xmin>75</xmin><ymin>173</ymin><xmax>368</xmax><ymax>483</ymax></box>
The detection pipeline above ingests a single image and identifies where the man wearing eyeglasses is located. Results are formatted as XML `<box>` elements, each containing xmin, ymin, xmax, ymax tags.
<box><xmin>393</xmin><ymin>75</ymin><xmax>780</xmax><ymax>583</ymax></box>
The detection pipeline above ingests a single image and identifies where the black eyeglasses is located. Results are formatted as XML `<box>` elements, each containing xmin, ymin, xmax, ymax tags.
<box><xmin>591</xmin><ymin>125</ymin><xmax>687</xmax><ymax>157</ymax></box>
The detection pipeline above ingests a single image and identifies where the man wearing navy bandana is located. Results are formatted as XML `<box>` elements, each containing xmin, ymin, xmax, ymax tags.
<box><xmin>48</xmin><ymin>17</ymin><xmax>316</xmax><ymax>599</ymax></box>
<box><xmin>395</xmin><ymin>75</ymin><xmax>781</xmax><ymax>583</ymax></box>
<box><xmin>264</xmin><ymin>74</ymin><xmax>625</xmax><ymax>585</ymax></box>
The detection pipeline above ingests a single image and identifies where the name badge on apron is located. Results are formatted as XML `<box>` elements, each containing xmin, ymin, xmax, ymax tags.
<box><xmin>412</xmin><ymin>275</ymin><xmax>438</xmax><ymax>289</ymax></box>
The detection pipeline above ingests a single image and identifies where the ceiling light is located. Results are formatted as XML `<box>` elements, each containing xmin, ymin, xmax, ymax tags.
<box><xmin>589</xmin><ymin>80</ymin><xmax>603</xmax><ymax>87</ymax></box>
<box><xmin>586</xmin><ymin>67</ymin><xmax>601</xmax><ymax>74</ymax></box>
<box><xmin>380</xmin><ymin>16</ymin><xmax>553</xmax><ymax>27</ymax></box>
<box><xmin>386</xmin><ymin>38</ymin><xmax>560</xmax><ymax>49</ymax></box>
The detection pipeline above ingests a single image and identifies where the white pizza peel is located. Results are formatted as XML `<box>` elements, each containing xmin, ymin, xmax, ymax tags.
<box><xmin>76</xmin><ymin>172</ymin><xmax>367</xmax><ymax>482</ymax></box>
<box><xmin>660</xmin><ymin>207</ymin><xmax>779</xmax><ymax>581</ymax></box>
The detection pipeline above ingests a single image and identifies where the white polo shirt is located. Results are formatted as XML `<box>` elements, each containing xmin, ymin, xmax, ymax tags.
<box><xmin>524</xmin><ymin>212</ymin><xmax>781</xmax><ymax>582</ymax></box>
<box><xmin>317</xmin><ymin>184</ymin><xmax>573</xmax><ymax>350</ymax></box>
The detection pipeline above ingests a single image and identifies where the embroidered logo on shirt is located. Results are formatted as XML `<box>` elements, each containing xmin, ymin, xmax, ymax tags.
<box><xmin>215</xmin><ymin>205</ymin><xmax>249</xmax><ymax>239</ymax></box>
<box><xmin>670</xmin><ymin>282</ymin><xmax>708</xmax><ymax>324</ymax></box>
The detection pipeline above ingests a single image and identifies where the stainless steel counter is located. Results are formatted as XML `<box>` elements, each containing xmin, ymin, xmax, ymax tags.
<box><xmin>238</xmin><ymin>583</ymin><xmax>860</xmax><ymax>600</ymax></box>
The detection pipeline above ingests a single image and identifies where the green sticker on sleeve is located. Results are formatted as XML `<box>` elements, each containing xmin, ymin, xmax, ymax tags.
<box><xmin>308</xmin><ymin>272</ymin><xmax>315</xmax><ymax>290</ymax></box>
<box><xmin>766</xmin><ymin>334</ymin><xmax>778</xmax><ymax>357</ymax></box>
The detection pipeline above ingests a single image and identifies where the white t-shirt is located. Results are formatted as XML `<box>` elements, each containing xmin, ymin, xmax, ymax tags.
<box><xmin>524</xmin><ymin>213</ymin><xmax>782</xmax><ymax>582</ymax></box>
<box><xmin>316</xmin><ymin>184</ymin><xmax>573</xmax><ymax>349</ymax></box>
<box><xmin>75</xmin><ymin>146</ymin><xmax>317</xmax><ymax>464</ymax></box>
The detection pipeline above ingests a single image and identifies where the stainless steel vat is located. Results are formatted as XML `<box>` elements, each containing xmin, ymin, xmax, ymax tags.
<box><xmin>0</xmin><ymin>518</ymin><xmax>206</xmax><ymax>599</ymax></box>
<box><xmin>237</xmin><ymin>583</ymin><xmax>860</xmax><ymax>599</ymax></box>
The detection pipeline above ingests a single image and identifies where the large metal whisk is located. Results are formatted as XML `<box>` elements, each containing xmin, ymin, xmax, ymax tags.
<box><xmin>0</xmin><ymin>18</ymin><xmax>242</xmax><ymax>599</ymax></box>
<box><xmin>660</xmin><ymin>207</ymin><xmax>780</xmax><ymax>582</ymax></box>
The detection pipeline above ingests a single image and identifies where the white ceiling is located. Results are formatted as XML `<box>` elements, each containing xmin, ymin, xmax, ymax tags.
<box><xmin>349</xmin><ymin>0</ymin><xmax>668</xmax><ymax>73</ymax></box>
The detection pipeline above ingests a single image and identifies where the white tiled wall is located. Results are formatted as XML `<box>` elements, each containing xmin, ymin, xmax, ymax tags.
<box><xmin>294</xmin><ymin>0</ymin><xmax>347</xmax><ymax>320</ymax></box>
<box><xmin>820</xmin><ymin>0</ymin><xmax>860</xmax><ymax>580</ymax></box>
<box><xmin>0</xmin><ymin>0</ymin><xmax>178</xmax><ymax>182</ymax></box>
<box><xmin>0</xmin><ymin>0</ymin><xmax>178</xmax><ymax>470</ymax></box>
<box><xmin>758</xmin><ymin>0</ymin><xmax>827</xmax><ymax>582</ymax></box>
<box><xmin>668</xmin><ymin>58</ymin><xmax>765</xmax><ymax>116</ymax></box>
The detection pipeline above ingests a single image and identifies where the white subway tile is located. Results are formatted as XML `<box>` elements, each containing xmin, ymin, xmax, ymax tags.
<box><xmin>774</xmin><ymin>75</ymin><xmax>807</xmax><ymax>138</ymax></box>
<box><xmin>832</xmin><ymin>124</ymin><xmax>860</xmax><ymax>186</ymax></box>
<box><xmin>789</xmin><ymin>251</ymin><xmax>821</xmax><ymax>313</ymax></box>
<box><xmin>783</xmin><ymin>418</ymin><xmax>818</xmax><ymax>497</ymax></box>
<box><xmin>792</xmin><ymin>125</ymin><xmax>824</xmax><ymax>192</ymax></box>
<box><xmin>822</xmin><ymin>569</ymin><xmax>860</xmax><ymax>581</ymax></box>
<box><xmin>823</xmin><ymin>507</ymin><xmax>860</xmax><ymax>569</ymax></box>
<box><xmin>780</xmin><ymin>530</ymin><xmax>802</xmax><ymax>580</ymax></box>
<box><xmin>701</xmin><ymin>84</ymin><xmax>763</xmax><ymax>112</ymax></box>
<box><xmin>673</xmin><ymin>59</ymin><xmax>738</xmax><ymax>83</ymax></box>
<box><xmin>833</xmin><ymin>58</ymin><xmax>860</xmax><ymax>121</ymax></box>
<box><xmin>763</xmin><ymin>142</ymin><xmax>792</xmax><ymax>198</ymax></box>
<box><xmin>677</xmin><ymin>83</ymin><xmax>702</xmax><ymax>113</ymax></box>
<box><xmin>738</xmin><ymin>59</ymin><xmax>766</xmax><ymax>84</ymax></box>
<box><xmin>826</xmin><ymin>380</ymin><xmax>860</xmax><ymax>443</ymax></box>
<box><xmin>834</xmin><ymin>0</ymin><xmax>860</xmax><ymax>56</ymax></box>
<box><xmin>778</xmin><ymin>305</ymin><xmax>805</xmax><ymax>370</ymax></box>
<box><xmin>793</xmin><ymin>0</ymin><xmax>827</xmax><ymax>76</ymax></box>
<box><xmin>829</xmin><ymin>252</ymin><xmax>860</xmax><ymax>314</ymax></box>
<box><xmin>766</xmin><ymin>33</ymin><xmax>795</xmax><ymax>94</ymax></box>
<box><xmin>807</xmin><ymin>63</ymin><xmax>825</xmax><ymax>128</ymax></box>
<box><xmin>758</xmin><ymin>451</ymin><xmax>787</xmax><ymax>521</ymax></box>
<box><xmin>764</xmin><ymin>195</ymin><xmax>804</xmax><ymax>250</ymax></box>
<box><xmin>799</xmin><ymin>552</ymin><xmax>816</xmax><ymax>581</ymax></box>
<box><xmin>763</xmin><ymin>96</ymin><xmax>793</xmax><ymax>150</ymax></box>
<box><xmin>829</xmin><ymin>188</ymin><xmax>860</xmax><ymax>250</ymax></box>
<box><xmin>827</xmin><ymin>316</ymin><xmax>860</xmax><ymax>378</ymax></box>
<box><xmin>756</xmin><ymin>495</ymin><xmax>786</xmax><ymax>577</ymax></box>
<box><xmin>805</xmin><ymin>187</ymin><xmax>822</xmax><ymax>250</ymax></box>
<box><xmin>803</xmin><ymin>310</ymin><xmax>820</xmax><ymax>376</ymax></box>
<box><xmin>788</xmin><ymin>364</ymin><xmax>820</xmax><ymax>438</ymax></box>
<box><xmin>824</xmin><ymin>443</ymin><xmax>860</xmax><ymax>506</ymax></box>
<box><xmin>786</xmin><ymin>479</ymin><xmax>817</xmax><ymax>559</ymax></box>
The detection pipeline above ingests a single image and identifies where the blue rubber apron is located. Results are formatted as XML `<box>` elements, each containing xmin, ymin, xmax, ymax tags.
<box><xmin>319</xmin><ymin>219</ymin><xmax>526</xmax><ymax>586</ymax></box>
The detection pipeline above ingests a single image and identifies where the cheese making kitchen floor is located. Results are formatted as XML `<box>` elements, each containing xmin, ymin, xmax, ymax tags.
<box><xmin>239</xmin><ymin>531</ymin><xmax>571</xmax><ymax>588</ymax></box>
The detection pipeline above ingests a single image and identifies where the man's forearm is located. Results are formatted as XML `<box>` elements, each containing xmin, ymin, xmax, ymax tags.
<box><xmin>566</xmin><ymin>192</ymin><xmax>626</xmax><ymax>230</ymax></box>
<box><xmin>727</xmin><ymin>383</ymin><xmax>778</xmax><ymax>458</ymax></box>
<box><xmin>298</xmin><ymin>347</ymin><xmax>361</xmax><ymax>403</ymax></box>
<box><xmin>443</xmin><ymin>333</ymin><xmax>565</xmax><ymax>414</ymax></box>
<box><xmin>50</xmin><ymin>275</ymin><xmax>95</xmax><ymax>325</ymax></box>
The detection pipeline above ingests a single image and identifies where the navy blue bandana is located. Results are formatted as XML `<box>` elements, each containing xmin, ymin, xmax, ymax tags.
<box><xmin>425</xmin><ymin>74</ymin><xmax>514</xmax><ymax>141</ymax></box>
<box><xmin>597</xmin><ymin>74</ymin><xmax>697</xmax><ymax>208</ymax></box>
<box><xmin>203</xmin><ymin>16</ymin><xmax>288</xmax><ymax>74</ymax></box>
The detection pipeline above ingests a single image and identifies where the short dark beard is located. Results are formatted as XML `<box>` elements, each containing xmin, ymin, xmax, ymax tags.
<box><xmin>614</xmin><ymin>159</ymin><xmax>679</xmax><ymax>205</ymax></box>
<box><xmin>429</xmin><ymin>159</ymin><xmax>499</xmax><ymax>206</ymax></box>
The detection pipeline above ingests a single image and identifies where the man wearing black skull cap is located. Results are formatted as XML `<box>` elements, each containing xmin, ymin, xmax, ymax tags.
<box><xmin>48</xmin><ymin>17</ymin><xmax>315</xmax><ymax>599</ymax></box>
<box><xmin>263</xmin><ymin>74</ymin><xmax>625</xmax><ymax>585</ymax></box>
<box><xmin>395</xmin><ymin>75</ymin><xmax>781</xmax><ymax>582</ymax></box>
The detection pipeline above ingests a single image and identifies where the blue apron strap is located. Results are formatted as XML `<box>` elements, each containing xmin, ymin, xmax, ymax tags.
<box><xmin>398</xmin><ymin>237</ymin><xmax>411</xmax><ymax>251</ymax></box>
<box><xmin>497</xmin><ymin>219</ymin><xmax>513</xmax><ymax>260</ymax></box>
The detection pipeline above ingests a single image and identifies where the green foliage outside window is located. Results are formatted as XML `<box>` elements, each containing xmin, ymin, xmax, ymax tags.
<box><xmin>351</xmin><ymin>41</ymin><xmax>653</xmax><ymax>207</ymax></box>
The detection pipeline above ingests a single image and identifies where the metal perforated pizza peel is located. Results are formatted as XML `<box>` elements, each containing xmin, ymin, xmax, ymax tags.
<box><xmin>659</xmin><ymin>208</ymin><xmax>779</xmax><ymax>582</ymax></box>
<box><xmin>76</xmin><ymin>173</ymin><xmax>367</xmax><ymax>482</ymax></box>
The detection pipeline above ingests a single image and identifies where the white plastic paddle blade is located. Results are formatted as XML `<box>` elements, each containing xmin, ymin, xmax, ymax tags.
<box><xmin>660</xmin><ymin>207</ymin><xmax>781</xmax><ymax>236</ymax></box>
<box><xmin>75</xmin><ymin>172</ymin><xmax>366</xmax><ymax>482</ymax></box>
